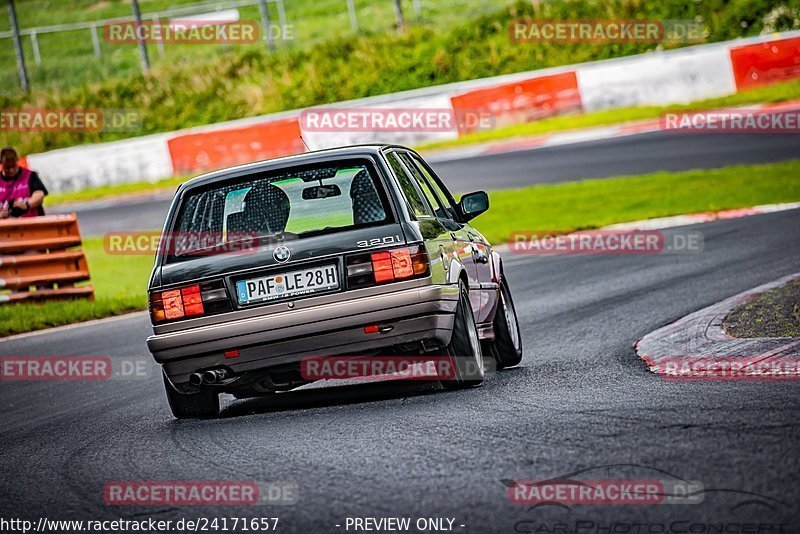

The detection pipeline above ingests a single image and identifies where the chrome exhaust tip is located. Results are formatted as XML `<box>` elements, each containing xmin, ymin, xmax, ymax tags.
<box><xmin>203</xmin><ymin>368</ymin><xmax>229</xmax><ymax>384</ymax></box>
<box><xmin>189</xmin><ymin>372</ymin><xmax>204</xmax><ymax>386</ymax></box>
<box><xmin>203</xmin><ymin>370</ymin><xmax>219</xmax><ymax>384</ymax></box>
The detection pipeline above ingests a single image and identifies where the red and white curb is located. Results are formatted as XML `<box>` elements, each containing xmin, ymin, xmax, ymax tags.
<box><xmin>604</xmin><ymin>202</ymin><xmax>800</xmax><ymax>231</ymax></box>
<box><xmin>635</xmin><ymin>273</ymin><xmax>800</xmax><ymax>378</ymax></box>
<box><xmin>425</xmin><ymin>100</ymin><xmax>800</xmax><ymax>163</ymax></box>
<box><xmin>495</xmin><ymin>202</ymin><xmax>800</xmax><ymax>255</ymax></box>
<box><xmin>424</xmin><ymin>120</ymin><xmax>662</xmax><ymax>163</ymax></box>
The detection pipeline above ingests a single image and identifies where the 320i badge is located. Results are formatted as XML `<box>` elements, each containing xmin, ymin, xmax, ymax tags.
<box><xmin>145</xmin><ymin>144</ymin><xmax>523</xmax><ymax>418</ymax></box>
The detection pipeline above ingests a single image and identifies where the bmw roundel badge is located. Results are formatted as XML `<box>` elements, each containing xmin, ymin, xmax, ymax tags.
<box><xmin>273</xmin><ymin>245</ymin><xmax>291</xmax><ymax>263</ymax></box>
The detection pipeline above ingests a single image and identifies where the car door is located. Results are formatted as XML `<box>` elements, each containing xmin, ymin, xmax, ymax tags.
<box><xmin>395</xmin><ymin>151</ymin><xmax>483</xmax><ymax>319</ymax></box>
<box><xmin>406</xmin><ymin>152</ymin><xmax>497</xmax><ymax>325</ymax></box>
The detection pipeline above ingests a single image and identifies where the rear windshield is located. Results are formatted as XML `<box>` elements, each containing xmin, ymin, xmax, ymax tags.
<box><xmin>167</xmin><ymin>160</ymin><xmax>392</xmax><ymax>258</ymax></box>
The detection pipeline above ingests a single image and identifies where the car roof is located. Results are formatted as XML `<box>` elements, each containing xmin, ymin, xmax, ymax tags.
<box><xmin>178</xmin><ymin>144</ymin><xmax>411</xmax><ymax>192</ymax></box>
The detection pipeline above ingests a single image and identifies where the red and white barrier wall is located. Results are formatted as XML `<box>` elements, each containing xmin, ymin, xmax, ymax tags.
<box><xmin>450</xmin><ymin>71</ymin><xmax>582</xmax><ymax>134</ymax></box>
<box><xmin>167</xmin><ymin>116</ymin><xmax>305</xmax><ymax>175</ymax></box>
<box><xmin>576</xmin><ymin>45</ymin><xmax>736</xmax><ymax>111</ymax></box>
<box><xmin>301</xmin><ymin>93</ymin><xmax>461</xmax><ymax>150</ymax></box>
<box><xmin>24</xmin><ymin>31</ymin><xmax>800</xmax><ymax>193</ymax></box>
<box><xmin>27</xmin><ymin>134</ymin><xmax>174</xmax><ymax>192</ymax></box>
<box><xmin>730</xmin><ymin>35</ymin><xmax>800</xmax><ymax>90</ymax></box>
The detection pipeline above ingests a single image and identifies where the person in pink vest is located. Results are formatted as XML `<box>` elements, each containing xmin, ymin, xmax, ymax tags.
<box><xmin>0</xmin><ymin>146</ymin><xmax>48</xmax><ymax>219</ymax></box>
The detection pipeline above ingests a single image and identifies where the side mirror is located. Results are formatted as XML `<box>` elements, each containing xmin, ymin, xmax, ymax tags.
<box><xmin>459</xmin><ymin>191</ymin><xmax>489</xmax><ymax>221</ymax></box>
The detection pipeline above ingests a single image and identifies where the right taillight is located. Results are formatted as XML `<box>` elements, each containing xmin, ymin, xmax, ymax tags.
<box><xmin>346</xmin><ymin>245</ymin><xmax>429</xmax><ymax>289</ymax></box>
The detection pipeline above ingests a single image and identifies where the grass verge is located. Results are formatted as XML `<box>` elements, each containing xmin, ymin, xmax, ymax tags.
<box><xmin>471</xmin><ymin>160</ymin><xmax>800</xmax><ymax>244</ymax></box>
<box><xmin>723</xmin><ymin>280</ymin><xmax>800</xmax><ymax>338</ymax></box>
<box><xmin>3</xmin><ymin>159</ymin><xmax>799</xmax><ymax>337</ymax></box>
<box><xmin>0</xmin><ymin>238</ymin><xmax>152</xmax><ymax>337</ymax></box>
<box><xmin>49</xmin><ymin>175</ymin><xmax>187</xmax><ymax>205</ymax></box>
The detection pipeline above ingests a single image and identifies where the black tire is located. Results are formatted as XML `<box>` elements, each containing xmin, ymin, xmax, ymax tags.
<box><xmin>439</xmin><ymin>281</ymin><xmax>485</xmax><ymax>389</ymax></box>
<box><xmin>163</xmin><ymin>373</ymin><xmax>220</xmax><ymax>419</ymax></box>
<box><xmin>486</xmin><ymin>276</ymin><xmax>523</xmax><ymax>369</ymax></box>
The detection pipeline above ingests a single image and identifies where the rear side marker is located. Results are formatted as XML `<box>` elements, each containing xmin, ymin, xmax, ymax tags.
<box><xmin>364</xmin><ymin>325</ymin><xmax>395</xmax><ymax>334</ymax></box>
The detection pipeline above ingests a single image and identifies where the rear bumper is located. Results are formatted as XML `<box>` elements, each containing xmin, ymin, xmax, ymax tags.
<box><xmin>146</xmin><ymin>282</ymin><xmax>459</xmax><ymax>384</ymax></box>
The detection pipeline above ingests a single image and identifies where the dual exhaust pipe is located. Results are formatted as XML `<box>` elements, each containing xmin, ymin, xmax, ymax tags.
<box><xmin>189</xmin><ymin>368</ymin><xmax>230</xmax><ymax>386</ymax></box>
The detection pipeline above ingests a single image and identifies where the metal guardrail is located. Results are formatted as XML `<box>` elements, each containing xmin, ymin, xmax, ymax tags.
<box><xmin>1</xmin><ymin>0</ymin><xmax>288</xmax><ymax>71</ymax></box>
<box><xmin>0</xmin><ymin>0</ymin><xmax>287</xmax><ymax>39</ymax></box>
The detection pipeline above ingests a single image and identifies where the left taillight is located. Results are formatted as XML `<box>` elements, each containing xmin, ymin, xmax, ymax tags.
<box><xmin>149</xmin><ymin>280</ymin><xmax>231</xmax><ymax>324</ymax></box>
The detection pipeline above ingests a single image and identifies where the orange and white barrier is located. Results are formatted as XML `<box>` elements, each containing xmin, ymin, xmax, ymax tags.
<box><xmin>0</xmin><ymin>214</ymin><xmax>94</xmax><ymax>303</ymax></box>
<box><xmin>167</xmin><ymin>117</ymin><xmax>305</xmax><ymax>175</ymax></box>
<box><xmin>450</xmin><ymin>71</ymin><xmax>582</xmax><ymax>135</ymax></box>
<box><xmin>300</xmin><ymin>94</ymin><xmax>461</xmax><ymax>150</ymax></box>
<box><xmin>730</xmin><ymin>35</ymin><xmax>800</xmax><ymax>90</ymax></box>
<box><xmin>575</xmin><ymin>44</ymin><xmax>736</xmax><ymax>111</ymax></box>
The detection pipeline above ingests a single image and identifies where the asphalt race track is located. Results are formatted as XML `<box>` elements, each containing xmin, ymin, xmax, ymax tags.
<box><xmin>2</xmin><ymin>208</ymin><xmax>799</xmax><ymax>531</ymax></box>
<box><xmin>57</xmin><ymin>127</ymin><xmax>800</xmax><ymax>238</ymax></box>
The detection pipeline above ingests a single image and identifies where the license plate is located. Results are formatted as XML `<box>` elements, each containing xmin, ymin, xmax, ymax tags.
<box><xmin>236</xmin><ymin>264</ymin><xmax>339</xmax><ymax>304</ymax></box>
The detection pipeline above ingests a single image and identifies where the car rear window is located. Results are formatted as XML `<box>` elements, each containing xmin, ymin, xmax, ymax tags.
<box><xmin>167</xmin><ymin>160</ymin><xmax>392</xmax><ymax>259</ymax></box>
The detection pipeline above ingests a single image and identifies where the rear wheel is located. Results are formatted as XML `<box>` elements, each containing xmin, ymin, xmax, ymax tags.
<box><xmin>163</xmin><ymin>373</ymin><xmax>220</xmax><ymax>419</ymax></box>
<box><xmin>439</xmin><ymin>281</ymin><xmax>485</xmax><ymax>389</ymax></box>
<box><xmin>486</xmin><ymin>277</ymin><xmax>523</xmax><ymax>369</ymax></box>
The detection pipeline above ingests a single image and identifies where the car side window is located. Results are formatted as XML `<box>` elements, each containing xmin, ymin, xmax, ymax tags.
<box><xmin>409</xmin><ymin>153</ymin><xmax>458</xmax><ymax>220</ymax></box>
<box><xmin>398</xmin><ymin>153</ymin><xmax>454</xmax><ymax>220</ymax></box>
<box><xmin>387</xmin><ymin>152</ymin><xmax>433</xmax><ymax>218</ymax></box>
